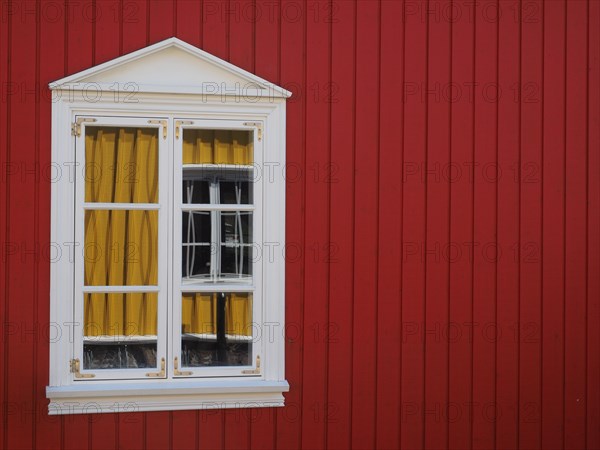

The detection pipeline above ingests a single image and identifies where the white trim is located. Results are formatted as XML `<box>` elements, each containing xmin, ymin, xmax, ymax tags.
<box><xmin>181</xmin><ymin>204</ymin><xmax>255</xmax><ymax>212</ymax></box>
<box><xmin>179</xmin><ymin>284</ymin><xmax>254</xmax><ymax>293</ymax></box>
<box><xmin>82</xmin><ymin>286</ymin><xmax>160</xmax><ymax>293</ymax></box>
<box><xmin>83</xmin><ymin>203</ymin><xmax>160</xmax><ymax>210</ymax></box>
<box><xmin>47</xmin><ymin>380</ymin><xmax>289</xmax><ymax>415</ymax></box>
<box><xmin>49</xmin><ymin>37</ymin><xmax>292</xmax><ymax>99</ymax></box>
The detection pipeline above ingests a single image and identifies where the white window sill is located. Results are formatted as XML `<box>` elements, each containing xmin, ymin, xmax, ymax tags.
<box><xmin>46</xmin><ymin>379</ymin><xmax>289</xmax><ymax>415</ymax></box>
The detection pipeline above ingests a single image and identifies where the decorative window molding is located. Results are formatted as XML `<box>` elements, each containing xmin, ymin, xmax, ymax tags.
<box><xmin>47</xmin><ymin>38</ymin><xmax>290</xmax><ymax>415</ymax></box>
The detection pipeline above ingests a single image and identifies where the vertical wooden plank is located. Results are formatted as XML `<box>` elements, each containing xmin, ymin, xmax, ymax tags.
<box><xmin>423</xmin><ymin>1</ymin><xmax>451</xmax><ymax>449</ymax></box>
<box><xmin>375</xmin><ymin>1</ymin><xmax>402</xmax><ymax>449</ymax></box>
<box><xmin>448</xmin><ymin>0</ymin><xmax>475</xmax><ymax>447</ymax></box>
<box><xmin>518</xmin><ymin>1</ymin><xmax>543</xmax><ymax>447</ymax></box>
<box><xmin>198</xmin><ymin>410</ymin><xmax>223</xmax><ymax>450</ymax></box>
<box><xmin>224</xmin><ymin>408</ymin><xmax>250</xmax><ymax>450</ymax></box>
<box><xmin>176</xmin><ymin>0</ymin><xmax>202</xmax><ymax>47</ymax></box>
<box><xmin>496</xmin><ymin>1</ymin><xmax>521</xmax><ymax>447</ymax></box>
<box><xmin>172</xmin><ymin>410</ymin><xmax>198</xmax><ymax>450</ymax></box>
<box><xmin>326</xmin><ymin>1</ymin><xmax>354</xmax><ymax>449</ymax></box>
<box><xmin>300</xmin><ymin>1</ymin><xmax>331</xmax><ymax>448</ymax></box>
<box><xmin>401</xmin><ymin>0</ymin><xmax>427</xmax><ymax>448</ymax></box>
<box><xmin>148</xmin><ymin>0</ymin><xmax>174</xmax><ymax>43</ymax></box>
<box><xmin>250</xmin><ymin>5</ymin><xmax>280</xmax><ymax>448</ymax></box>
<box><xmin>35</xmin><ymin>1</ymin><xmax>67</xmax><ymax>447</ymax></box>
<box><xmin>541</xmin><ymin>0</ymin><xmax>566</xmax><ymax>448</ymax></box>
<box><xmin>350</xmin><ymin>1</ymin><xmax>379</xmax><ymax>449</ymax></box>
<box><xmin>118</xmin><ymin>412</ymin><xmax>145</xmax><ymax>450</ymax></box>
<box><xmin>146</xmin><ymin>411</ymin><xmax>170</xmax><ymax>450</ymax></box>
<box><xmin>228</xmin><ymin>0</ymin><xmax>254</xmax><ymax>72</ymax></box>
<box><xmin>586</xmin><ymin>1</ymin><xmax>600</xmax><ymax>448</ymax></box>
<box><xmin>250</xmin><ymin>409</ymin><xmax>275</xmax><ymax>450</ymax></box>
<box><xmin>90</xmin><ymin>414</ymin><xmax>117</xmax><ymax>450</ymax></box>
<box><xmin>35</xmin><ymin>2</ymin><xmax>66</xmax><ymax>449</ymax></box>
<box><xmin>0</xmin><ymin>0</ymin><xmax>9</xmax><ymax>445</ymax></box>
<box><xmin>94</xmin><ymin>0</ymin><xmax>120</xmax><ymax>64</ymax></box>
<box><xmin>121</xmin><ymin>0</ymin><xmax>148</xmax><ymax>53</ymax></box>
<box><xmin>472</xmin><ymin>1</ymin><xmax>498</xmax><ymax>448</ymax></box>
<box><xmin>63</xmin><ymin>416</ymin><xmax>91</xmax><ymax>450</ymax></box>
<box><xmin>564</xmin><ymin>1</ymin><xmax>588</xmax><ymax>448</ymax></box>
<box><xmin>66</xmin><ymin>0</ymin><xmax>93</xmax><ymax>74</ymax></box>
<box><xmin>5</xmin><ymin>1</ymin><xmax>41</xmax><ymax>448</ymax></box>
<box><xmin>254</xmin><ymin>0</ymin><xmax>280</xmax><ymax>83</ymax></box>
<box><xmin>31</xmin><ymin>1</ymin><xmax>43</xmax><ymax>444</ymax></box>
<box><xmin>202</xmin><ymin>0</ymin><xmax>228</xmax><ymax>59</ymax></box>
<box><xmin>276</xmin><ymin>0</ymin><xmax>305</xmax><ymax>447</ymax></box>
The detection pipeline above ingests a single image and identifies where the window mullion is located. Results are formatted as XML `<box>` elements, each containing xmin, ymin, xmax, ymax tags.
<box><xmin>210</xmin><ymin>179</ymin><xmax>220</xmax><ymax>282</ymax></box>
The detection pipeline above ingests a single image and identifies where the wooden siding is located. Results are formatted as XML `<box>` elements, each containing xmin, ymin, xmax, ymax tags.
<box><xmin>0</xmin><ymin>0</ymin><xmax>599</xmax><ymax>449</ymax></box>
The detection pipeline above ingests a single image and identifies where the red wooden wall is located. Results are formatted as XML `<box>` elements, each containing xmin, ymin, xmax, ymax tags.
<box><xmin>1</xmin><ymin>0</ymin><xmax>599</xmax><ymax>449</ymax></box>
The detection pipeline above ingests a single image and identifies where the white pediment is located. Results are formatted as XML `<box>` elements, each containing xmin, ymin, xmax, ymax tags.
<box><xmin>50</xmin><ymin>37</ymin><xmax>291</xmax><ymax>98</ymax></box>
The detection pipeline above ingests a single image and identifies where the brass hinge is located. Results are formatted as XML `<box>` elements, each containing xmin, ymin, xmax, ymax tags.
<box><xmin>146</xmin><ymin>357</ymin><xmax>166</xmax><ymax>377</ymax></box>
<box><xmin>71</xmin><ymin>118</ymin><xmax>97</xmax><ymax>137</ymax></box>
<box><xmin>243</xmin><ymin>122</ymin><xmax>263</xmax><ymax>142</ymax></box>
<box><xmin>242</xmin><ymin>355</ymin><xmax>261</xmax><ymax>374</ymax></box>
<box><xmin>173</xmin><ymin>356</ymin><xmax>193</xmax><ymax>376</ymax></box>
<box><xmin>70</xmin><ymin>358</ymin><xmax>95</xmax><ymax>378</ymax></box>
<box><xmin>148</xmin><ymin>119</ymin><xmax>168</xmax><ymax>139</ymax></box>
<box><xmin>175</xmin><ymin>120</ymin><xmax>194</xmax><ymax>139</ymax></box>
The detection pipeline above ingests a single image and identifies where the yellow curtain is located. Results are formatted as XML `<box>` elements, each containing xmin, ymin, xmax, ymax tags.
<box><xmin>181</xmin><ymin>293</ymin><xmax>252</xmax><ymax>337</ymax></box>
<box><xmin>182</xmin><ymin>129</ymin><xmax>253</xmax><ymax>165</ymax></box>
<box><xmin>84</xmin><ymin>127</ymin><xmax>159</xmax><ymax>337</ymax></box>
<box><xmin>226</xmin><ymin>293</ymin><xmax>252</xmax><ymax>336</ymax></box>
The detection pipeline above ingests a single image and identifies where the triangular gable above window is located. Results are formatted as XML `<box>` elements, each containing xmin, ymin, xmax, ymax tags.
<box><xmin>50</xmin><ymin>37</ymin><xmax>291</xmax><ymax>99</ymax></box>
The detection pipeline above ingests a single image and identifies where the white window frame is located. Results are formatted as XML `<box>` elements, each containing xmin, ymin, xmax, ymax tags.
<box><xmin>46</xmin><ymin>38</ymin><xmax>289</xmax><ymax>415</ymax></box>
<box><xmin>173</xmin><ymin>119</ymin><xmax>263</xmax><ymax>379</ymax></box>
<box><xmin>73</xmin><ymin>116</ymin><xmax>169</xmax><ymax>381</ymax></box>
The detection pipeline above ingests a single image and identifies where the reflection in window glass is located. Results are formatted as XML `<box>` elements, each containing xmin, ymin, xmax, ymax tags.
<box><xmin>181</xmin><ymin>292</ymin><xmax>252</xmax><ymax>367</ymax></box>
<box><xmin>83</xmin><ymin>292</ymin><xmax>158</xmax><ymax>370</ymax></box>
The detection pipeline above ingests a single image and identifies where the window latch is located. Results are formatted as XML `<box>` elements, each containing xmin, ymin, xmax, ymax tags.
<box><xmin>70</xmin><ymin>358</ymin><xmax>95</xmax><ymax>378</ymax></box>
<box><xmin>146</xmin><ymin>357</ymin><xmax>166</xmax><ymax>377</ymax></box>
<box><xmin>173</xmin><ymin>357</ymin><xmax>193</xmax><ymax>376</ymax></box>
<box><xmin>242</xmin><ymin>355</ymin><xmax>261</xmax><ymax>374</ymax></box>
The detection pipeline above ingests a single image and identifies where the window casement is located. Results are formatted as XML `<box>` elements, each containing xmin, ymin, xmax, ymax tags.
<box><xmin>47</xmin><ymin>38</ymin><xmax>290</xmax><ymax>414</ymax></box>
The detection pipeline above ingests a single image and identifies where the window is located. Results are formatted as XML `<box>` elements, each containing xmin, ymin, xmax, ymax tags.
<box><xmin>47</xmin><ymin>38</ymin><xmax>290</xmax><ymax>414</ymax></box>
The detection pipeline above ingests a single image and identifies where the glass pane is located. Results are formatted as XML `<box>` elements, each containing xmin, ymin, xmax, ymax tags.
<box><xmin>220</xmin><ymin>245</ymin><xmax>253</xmax><ymax>278</ymax></box>
<box><xmin>182</xmin><ymin>211</ymin><xmax>212</xmax><ymax>279</ymax></box>
<box><xmin>219</xmin><ymin>179</ymin><xmax>252</xmax><ymax>204</ymax></box>
<box><xmin>182</xmin><ymin>171</ymin><xmax>253</xmax><ymax>204</ymax></box>
<box><xmin>182</xmin><ymin>211</ymin><xmax>211</xmax><ymax>243</ymax></box>
<box><xmin>182</xmin><ymin>129</ymin><xmax>253</xmax><ymax>165</ymax></box>
<box><xmin>83</xmin><ymin>292</ymin><xmax>157</xmax><ymax>370</ymax></box>
<box><xmin>85</xmin><ymin>127</ymin><xmax>159</xmax><ymax>203</ymax></box>
<box><xmin>84</xmin><ymin>210</ymin><xmax>158</xmax><ymax>286</ymax></box>
<box><xmin>221</xmin><ymin>211</ymin><xmax>252</xmax><ymax>243</ymax></box>
<box><xmin>182</xmin><ymin>245</ymin><xmax>212</xmax><ymax>279</ymax></box>
<box><xmin>181</xmin><ymin>292</ymin><xmax>252</xmax><ymax>367</ymax></box>
<box><xmin>220</xmin><ymin>211</ymin><xmax>252</xmax><ymax>278</ymax></box>
<box><xmin>182</xmin><ymin>179</ymin><xmax>210</xmax><ymax>204</ymax></box>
